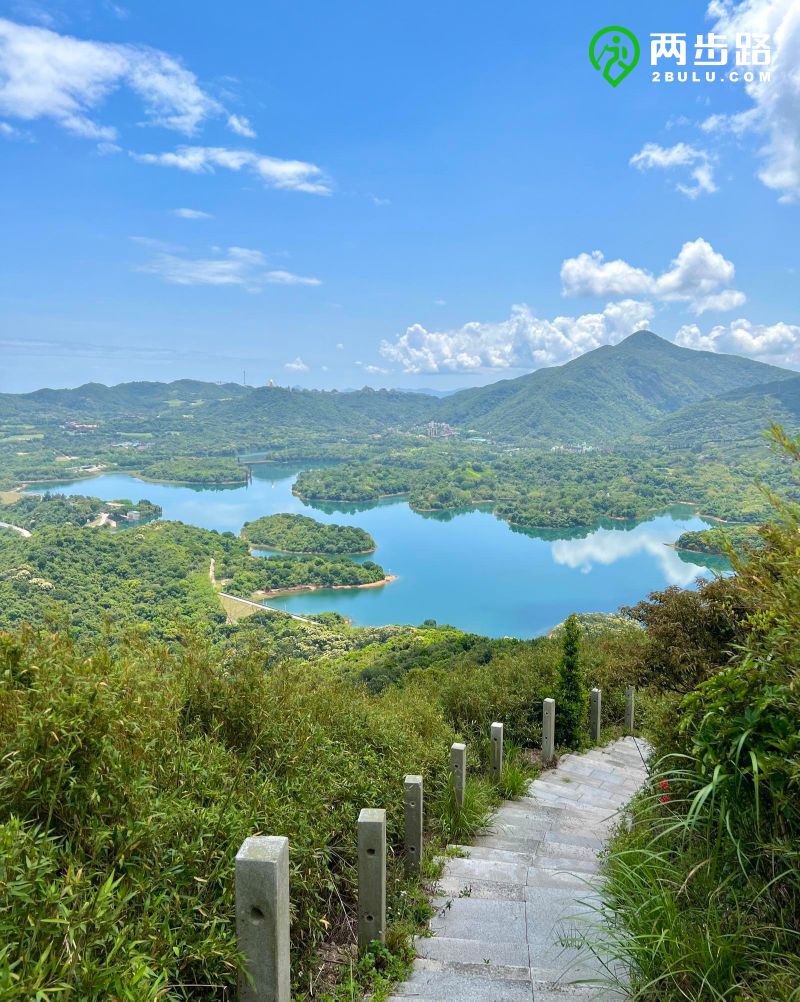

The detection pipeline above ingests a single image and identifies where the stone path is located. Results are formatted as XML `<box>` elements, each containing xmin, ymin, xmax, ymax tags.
<box><xmin>391</xmin><ymin>736</ymin><xmax>650</xmax><ymax>1001</ymax></box>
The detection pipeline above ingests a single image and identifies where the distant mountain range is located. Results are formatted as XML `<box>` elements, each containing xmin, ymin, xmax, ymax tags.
<box><xmin>2</xmin><ymin>332</ymin><xmax>798</xmax><ymax>447</ymax></box>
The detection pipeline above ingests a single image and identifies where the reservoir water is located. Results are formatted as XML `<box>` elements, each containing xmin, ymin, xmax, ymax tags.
<box><xmin>32</xmin><ymin>464</ymin><xmax>727</xmax><ymax>638</ymax></box>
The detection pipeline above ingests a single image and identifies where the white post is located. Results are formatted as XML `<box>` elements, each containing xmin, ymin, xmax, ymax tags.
<box><xmin>235</xmin><ymin>836</ymin><xmax>290</xmax><ymax>1002</ymax></box>
<box><xmin>590</xmin><ymin>688</ymin><xmax>602</xmax><ymax>744</ymax></box>
<box><xmin>450</xmin><ymin>742</ymin><xmax>467</xmax><ymax>809</ymax></box>
<box><xmin>542</xmin><ymin>698</ymin><xmax>555</xmax><ymax>764</ymax></box>
<box><xmin>490</xmin><ymin>722</ymin><xmax>504</xmax><ymax>781</ymax></box>
<box><xmin>625</xmin><ymin>686</ymin><xmax>635</xmax><ymax>734</ymax></box>
<box><xmin>358</xmin><ymin>808</ymin><xmax>386</xmax><ymax>954</ymax></box>
<box><xmin>404</xmin><ymin>775</ymin><xmax>423</xmax><ymax>876</ymax></box>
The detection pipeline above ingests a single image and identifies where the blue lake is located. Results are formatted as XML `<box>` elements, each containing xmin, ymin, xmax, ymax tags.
<box><xmin>31</xmin><ymin>464</ymin><xmax>726</xmax><ymax>638</ymax></box>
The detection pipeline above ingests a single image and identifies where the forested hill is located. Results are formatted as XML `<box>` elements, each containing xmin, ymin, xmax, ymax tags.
<box><xmin>1</xmin><ymin>333</ymin><xmax>798</xmax><ymax>457</ymax></box>
<box><xmin>436</xmin><ymin>331</ymin><xmax>796</xmax><ymax>442</ymax></box>
<box><xmin>643</xmin><ymin>374</ymin><xmax>800</xmax><ymax>449</ymax></box>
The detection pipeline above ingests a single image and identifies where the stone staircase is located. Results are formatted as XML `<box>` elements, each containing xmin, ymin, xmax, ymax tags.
<box><xmin>390</xmin><ymin>736</ymin><xmax>650</xmax><ymax>1001</ymax></box>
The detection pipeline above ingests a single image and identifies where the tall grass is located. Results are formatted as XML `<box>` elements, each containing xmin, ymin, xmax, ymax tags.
<box><xmin>0</xmin><ymin>623</ymin><xmax>607</xmax><ymax>998</ymax></box>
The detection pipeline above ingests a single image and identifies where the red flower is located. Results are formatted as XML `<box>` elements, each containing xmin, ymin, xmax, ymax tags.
<box><xmin>658</xmin><ymin>779</ymin><xmax>670</xmax><ymax>790</ymax></box>
<box><xmin>659</xmin><ymin>794</ymin><xmax>671</xmax><ymax>804</ymax></box>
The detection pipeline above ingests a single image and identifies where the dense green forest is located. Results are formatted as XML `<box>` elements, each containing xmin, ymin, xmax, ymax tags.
<box><xmin>0</xmin><ymin>493</ymin><xmax>160</xmax><ymax>531</ymax></box>
<box><xmin>242</xmin><ymin>512</ymin><xmax>376</xmax><ymax>553</ymax></box>
<box><xmin>0</xmin><ymin>519</ymin><xmax>390</xmax><ymax>638</ymax></box>
<box><xmin>294</xmin><ymin>441</ymin><xmax>793</xmax><ymax>527</ymax></box>
<box><xmin>227</xmin><ymin>555</ymin><xmax>387</xmax><ymax>597</ymax></box>
<box><xmin>674</xmin><ymin>523</ymin><xmax>762</xmax><ymax>556</ymax></box>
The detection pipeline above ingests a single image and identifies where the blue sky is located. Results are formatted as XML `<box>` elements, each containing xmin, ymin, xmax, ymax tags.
<box><xmin>0</xmin><ymin>0</ymin><xmax>798</xmax><ymax>392</ymax></box>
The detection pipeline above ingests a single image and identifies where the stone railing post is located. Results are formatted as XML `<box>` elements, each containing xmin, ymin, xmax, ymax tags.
<box><xmin>357</xmin><ymin>808</ymin><xmax>386</xmax><ymax>954</ymax></box>
<box><xmin>404</xmin><ymin>775</ymin><xmax>423</xmax><ymax>876</ymax></box>
<box><xmin>589</xmin><ymin>687</ymin><xmax>602</xmax><ymax>744</ymax></box>
<box><xmin>490</xmin><ymin>722</ymin><xmax>504</xmax><ymax>781</ymax></box>
<box><xmin>235</xmin><ymin>836</ymin><xmax>290</xmax><ymax>1002</ymax></box>
<box><xmin>625</xmin><ymin>686</ymin><xmax>635</xmax><ymax>734</ymax></box>
<box><xmin>450</xmin><ymin>742</ymin><xmax>467</xmax><ymax>809</ymax></box>
<box><xmin>542</xmin><ymin>698</ymin><xmax>555</xmax><ymax>764</ymax></box>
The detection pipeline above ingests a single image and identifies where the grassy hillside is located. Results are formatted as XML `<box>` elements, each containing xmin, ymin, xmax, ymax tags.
<box><xmin>438</xmin><ymin>331</ymin><xmax>795</xmax><ymax>442</ymax></box>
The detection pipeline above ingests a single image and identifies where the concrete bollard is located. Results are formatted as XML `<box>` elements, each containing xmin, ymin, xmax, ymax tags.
<box><xmin>589</xmin><ymin>688</ymin><xmax>602</xmax><ymax>744</ymax></box>
<box><xmin>625</xmin><ymin>686</ymin><xmax>635</xmax><ymax>734</ymax></box>
<box><xmin>357</xmin><ymin>808</ymin><xmax>386</xmax><ymax>954</ymax></box>
<box><xmin>404</xmin><ymin>775</ymin><xmax>423</xmax><ymax>876</ymax></box>
<box><xmin>542</xmin><ymin>698</ymin><xmax>555</xmax><ymax>764</ymax></box>
<box><xmin>235</xmin><ymin>836</ymin><xmax>290</xmax><ymax>1002</ymax></box>
<box><xmin>490</xmin><ymin>722</ymin><xmax>504</xmax><ymax>781</ymax></box>
<box><xmin>450</xmin><ymin>742</ymin><xmax>467</xmax><ymax>809</ymax></box>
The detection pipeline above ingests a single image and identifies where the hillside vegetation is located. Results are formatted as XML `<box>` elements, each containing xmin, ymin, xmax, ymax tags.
<box><xmin>597</xmin><ymin>426</ymin><xmax>800</xmax><ymax>999</ymax></box>
<box><xmin>0</xmin><ymin>603</ymin><xmax>640</xmax><ymax>998</ymax></box>
<box><xmin>242</xmin><ymin>512</ymin><xmax>375</xmax><ymax>553</ymax></box>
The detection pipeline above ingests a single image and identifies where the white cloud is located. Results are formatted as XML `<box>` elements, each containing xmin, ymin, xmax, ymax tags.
<box><xmin>434</xmin><ymin>298</ymin><xmax>447</xmax><ymax>306</ymax></box>
<box><xmin>0</xmin><ymin>119</ymin><xmax>18</xmax><ymax>136</ymax></box>
<box><xmin>285</xmin><ymin>357</ymin><xmax>309</xmax><ymax>372</ymax></box>
<box><xmin>365</xmin><ymin>364</ymin><xmax>390</xmax><ymax>375</ymax></box>
<box><xmin>173</xmin><ymin>207</ymin><xmax>213</xmax><ymax>219</ymax></box>
<box><xmin>0</xmin><ymin>17</ymin><xmax>235</xmax><ymax>139</ymax></box>
<box><xmin>264</xmin><ymin>269</ymin><xmax>321</xmax><ymax>286</ymax></box>
<box><xmin>227</xmin><ymin>113</ymin><xmax>255</xmax><ymax>138</ymax></box>
<box><xmin>561</xmin><ymin>238</ymin><xmax>745</xmax><ymax>315</ymax></box>
<box><xmin>703</xmin><ymin>0</ymin><xmax>800</xmax><ymax>202</ymax></box>
<box><xmin>137</xmin><ymin>245</ymin><xmax>321</xmax><ymax>292</ymax></box>
<box><xmin>630</xmin><ymin>142</ymin><xmax>718</xmax><ymax>199</ymax></box>
<box><xmin>675</xmin><ymin>318</ymin><xmax>800</xmax><ymax>367</ymax></box>
<box><xmin>133</xmin><ymin>145</ymin><xmax>331</xmax><ymax>194</ymax></box>
<box><xmin>336</xmin><ymin>342</ymin><xmax>344</xmax><ymax>350</ymax></box>
<box><xmin>380</xmin><ymin>300</ymin><xmax>655</xmax><ymax>374</ymax></box>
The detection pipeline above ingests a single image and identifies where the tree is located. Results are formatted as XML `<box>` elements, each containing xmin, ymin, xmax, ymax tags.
<box><xmin>555</xmin><ymin>614</ymin><xmax>586</xmax><ymax>746</ymax></box>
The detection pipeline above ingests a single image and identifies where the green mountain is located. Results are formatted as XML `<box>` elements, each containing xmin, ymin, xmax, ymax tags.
<box><xmin>646</xmin><ymin>374</ymin><xmax>800</xmax><ymax>449</ymax></box>
<box><xmin>437</xmin><ymin>331</ymin><xmax>796</xmax><ymax>442</ymax></box>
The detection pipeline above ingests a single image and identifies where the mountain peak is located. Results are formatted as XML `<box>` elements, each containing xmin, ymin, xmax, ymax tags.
<box><xmin>618</xmin><ymin>329</ymin><xmax>670</xmax><ymax>349</ymax></box>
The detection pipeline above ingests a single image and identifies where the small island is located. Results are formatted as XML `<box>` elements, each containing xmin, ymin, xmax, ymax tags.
<box><xmin>227</xmin><ymin>555</ymin><xmax>390</xmax><ymax>597</ymax></box>
<box><xmin>241</xmin><ymin>512</ymin><xmax>376</xmax><ymax>554</ymax></box>
<box><xmin>675</xmin><ymin>525</ymin><xmax>762</xmax><ymax>557</ymax></box>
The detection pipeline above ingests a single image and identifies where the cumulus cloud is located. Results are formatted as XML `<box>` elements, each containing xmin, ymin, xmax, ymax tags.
<box><xmin>561</xmin><ymin>239</ymin><xmax>745</xmax><ymax>315</ymax></box>
<box><xmin>380</xmin><ymin>300</ymin><xmax>655</xmax><ymax>374</ymax></box>
<box><xmin>703</xmin><ymin>0</ymin><xmax>800</xmax><ymax>201</ymax></box>
<box><xmin>133</xmin><ymin>145</ymin><xmax>331</xmax><ymax>194</ymax></box>
<box><xmin>172</xmin><ymin>207</ymin><xmax>213</xmax><ymax>219</ymax></box>
<box><xmin>285</xmin><ymin>357</ymin><xmax>309</xmax><ymax>372</ymax></box>
<box><xmin>675</xmin><ymin>318</ymin><xmax>800</xmax><ymax>367</ymax></box>
<box><xmin>630</xmin><ymin>142</ymin><xmax>718</xmax><ymax>198</ymax></box>
<box><xmin>0</xmin><ymin>16</ymin><xmax>235</xmax><ymax>139</ymax></box>
<box><xmin>137</xmin><ymin>245</ymin><xmax>321</xmax><ymax>292</ymax></box>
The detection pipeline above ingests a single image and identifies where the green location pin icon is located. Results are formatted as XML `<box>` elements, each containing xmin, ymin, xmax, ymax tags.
<box><xmin>590</xmin><ymin>26</ymin><xmax>641</xmax><ymax>87</ymax></box>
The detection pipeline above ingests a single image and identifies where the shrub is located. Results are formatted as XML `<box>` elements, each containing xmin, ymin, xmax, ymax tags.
<box><xmin>555</xmin><ymin>614</ymin><xmax>586</xmax><ymax>746</ymax></box>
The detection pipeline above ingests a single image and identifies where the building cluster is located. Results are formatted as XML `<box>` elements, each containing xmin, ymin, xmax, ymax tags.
<box><xmin>425</xmin><ymin>421</ymin><xmax>456</xmax><ymax>439</ymax></box>
<box><xmin>62</xmin><ymin>420</ymin><xmax>98</xmax><ymax>431</ymax></box>
<box><xmin>550</xmin><ymin>442</ymin><xmax>595</xmax><ymax>454</ymax></box>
